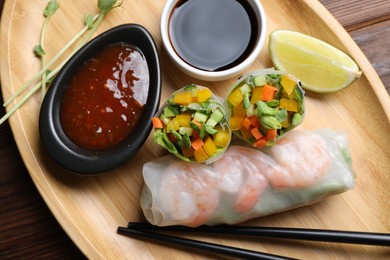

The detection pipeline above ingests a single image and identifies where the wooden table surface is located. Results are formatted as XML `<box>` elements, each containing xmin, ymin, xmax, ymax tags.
<box><xmin>0</xmin><ymin>0</ymin><xmax>389</xmax><ymax>259</ymax></box>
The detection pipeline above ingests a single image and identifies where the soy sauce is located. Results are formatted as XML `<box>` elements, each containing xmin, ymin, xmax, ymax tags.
<box><xmin>169</xmin><ymin>0</ymin><xmax>259</xmax><ymax>72</ymax></box>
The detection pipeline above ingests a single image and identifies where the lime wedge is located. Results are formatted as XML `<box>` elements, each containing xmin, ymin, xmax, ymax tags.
<box><xmin>269</xmin><ymin>29</ymin><xmax>362</xmax><ymax>93</ymax></box>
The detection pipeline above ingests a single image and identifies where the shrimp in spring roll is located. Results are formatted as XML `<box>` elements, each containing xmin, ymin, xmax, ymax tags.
<box><xmin>140</xmin><ymin>129</ymin><xmax>355</xmax><ymax>227</ymax></box>
<box><xmin>226</xmin><ymin>69</ymin><xmax>305</xmax><ymax>148</ymax></box>
<box><xmin>151</xmin><ymin>85</ymin><xmax>231</xmax><ymax>163</ymax></box>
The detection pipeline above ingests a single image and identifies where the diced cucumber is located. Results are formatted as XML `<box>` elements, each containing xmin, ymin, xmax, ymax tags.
<box><xmin>206</xmin><ymin>118</ymin><xmax>218</xmax><ymax>128</ymax></box>
<box><xmin>240</xmin><ymin>83</ymin><xmax>252</xmax><ymax>95</ymax></box>
<box><xmin>254</xmin><ymin>75</ymin><xmax>267</xmax><ymax>86</ymax></box>
<box><xmin>243</xmin><ymin>93</ymin><xmax>251</xmax><ymax>109</ymax></box>
<box><xmin>179</xmin><ymin>127</ymin><xmax>193</xmax><ymax>136</ymax></box>
<box><xmin>210</xmin><ymin>109</ymin><xmax>224</xmax><ymax>123</ymax></box>
<box><xmin>205</xmin><ymin>125</ymin><xmax>218</xmax><ymax>135</ymax></box>
<box><xmin>246</xmin><ymin>104</ymin><xmax>255</xmax><ymax>117</ymax></box>
<box><xmin>159</xmin><ymin>113</ymin><xmax>170</xmax><ymax>124</ymax></box>
<box><xmin>291</xmin><ymin>113</ymin><xmax>302</xmax><ymax>127</ymax></box>
<box><xmin>194</xmin><ymin>112</ymin><xmax>208</xmax><ymax>122</ymax></box>
<box><xmin>164</xmin><ymin>105</ymin><xmax>179</xmax><ymax>117</ymax></box>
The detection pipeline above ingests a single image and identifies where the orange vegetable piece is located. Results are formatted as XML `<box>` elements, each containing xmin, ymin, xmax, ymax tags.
<box><xmin>253</xmin><ymin>137</ymin><xmax>269</xmax><ymax>148</ymax></box>
<box><xmin>262</xmin><ymin>84</ymin><xmax>278</xmax><ymax>101</ymax></box>
<box><xmin>266</xmin><ymin>129</ymin><xmax>278</xmax><ymax>140</ymax></box>
<box><xmin>240</xmin><ymin>127</ymin><xmax>252</xmax><ymax>140</ymax></box>
<box><xmin>182</xmin><ymin>146</ymin><xmax>195</xmax><ymax>158</ymax></box>
<box><xmin>248</xmin><ymin>116</ymin><xmax>261</xmax><ymax>129</ymax></box>
<box><xmin>233</xmin><ymin>102</ymin><xmax>247</xmax><ymax>117</ymax></box>
<box><xmin>169</xmin><ymin>133</ymin><xmax>178</xmax><ymax>142</ymax></box>
<box><xmin>191</xmin><ymin>137</ymin><xmax>204</xmax><ymax>151</ymax></box>
<box><xmin>194</xmin><ymin>147</ymin><xmax>209</xmax><ymax>162</ymax></box>
<box><xmin>250</xmin><ymin>127</ymin><xmax>263</xmax><ymax>140</ymax></box>
<box><xmin>242</xmin><ymin>117</ymin><xmax>252</xmax><ymax>130</ymax></box>
<box><xmin>152</xmin><ymin>117</ymin><xmax>164</xmax><ymax>128</ymax></box>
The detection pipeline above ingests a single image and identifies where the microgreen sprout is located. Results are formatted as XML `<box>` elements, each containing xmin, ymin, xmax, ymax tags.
<box><xmin>34</xmin><ymin>0</ymin><xmax>59</xmax><ymax>98</ymax></box>
<box><xmin>0</xmin><ymin>0</ymin><xmax>122</xmax><ymax>126</ymax></box>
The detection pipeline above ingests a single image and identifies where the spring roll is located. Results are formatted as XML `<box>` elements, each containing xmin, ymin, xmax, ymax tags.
<box><xmin>226</xmin><ymin>69</ymin><xmax>305</xmax><ymax>148</ymax></box>
<box><xmin>152</xmin><ymin>84</ymin><xmax>231</xmax><ymax>163</ymax></box>
<box><xmin>141</xmin><ymin>129</ymin><xmax>355</xmax><ymax>227</ymax></box>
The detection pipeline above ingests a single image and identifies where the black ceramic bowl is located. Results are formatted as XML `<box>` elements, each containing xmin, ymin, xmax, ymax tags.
<box><xmin>39</xmin><ymin>24</ymin><xmax>161</xmax><ymax>174</ymax></box>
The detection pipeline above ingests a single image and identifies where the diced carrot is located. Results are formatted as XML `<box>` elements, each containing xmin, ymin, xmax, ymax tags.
<box><xmin>169</xmin><ymin>133</ymin><xmax>178</xmax><ymax>142</ymax></box>
<box><xmin>191</xmin><ymin>119</ymin><xmax>202</xmax><ymax>130</ymax></box>
<box><xmin>262</xmin><ymin>84</ymin><xmax>278</xmax><ymax>101</ymax></box>
<box><xmin>248</xmin><ymin>116</ymin><xmax>261</xmax><ymax>129</ymax></box>
<box><xmin>192</xmin><ymin>129</ymin><xmax>200</xmax><ymax>139</ymax></box>
<box><xmin>266</xmin><ymin>129</ymin><xmax>278</xmax><ymax>140</ymax></box>
<box><xmin>152</xmin><ymin>117</ymin><xmax>164</xmax><ymax>129</ymax></box>
<box><xmin>191</xmin><ymin>137</ymin><xmax>204</xmax><ymax>151</ymax></box>
<box><xmin>182</xmin><ymin>146</ymin><xmax>195</xmax><ymax>158</ymax></box>
<box><xmin>253</xmin><ymin>137</ymin><xmax>269</xmax><ymax>148</ymax></box>
<box><xmin>240</xmin><ymin>127</ymin><xmax>252</xmax><ymax>140</ymax></box>
<box><xmin>250</xmin><ymin>127</ymin><xmax>263</xmax><ymax>140</ymax></box>
<box><xmin>242</xmin><ymin>117</ymin><xmax>252</xmax><ymax>130</ymax></box>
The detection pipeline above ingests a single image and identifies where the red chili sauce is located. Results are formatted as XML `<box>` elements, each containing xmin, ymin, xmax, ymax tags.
<box><xmin>60</xmin><ymin>43</ymin><xmax>149</xmax><ymax>151</ymax></box>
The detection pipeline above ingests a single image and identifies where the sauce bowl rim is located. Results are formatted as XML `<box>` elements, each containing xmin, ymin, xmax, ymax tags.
<box><xmin>160</xmin><ymin>0</ymin><xmax>267</xmax><ymax>81</ymax></box>
<box><xmin>39</xmin><ymin>23</ymin><xmax>161</xmax><ymax>175</ymax></box>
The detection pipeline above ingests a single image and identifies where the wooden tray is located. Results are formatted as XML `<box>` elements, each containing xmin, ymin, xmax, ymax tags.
<box><xmin>1</xmin><ymin>0</ymin><xmax>389</xmax><ymax>259</ymax></box>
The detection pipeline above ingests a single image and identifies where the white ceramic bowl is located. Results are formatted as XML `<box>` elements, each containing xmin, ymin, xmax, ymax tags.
<box><xmin>160</xmin><ymin>0</ymin><xmax>267</xmax><ymax>81</ymax></box>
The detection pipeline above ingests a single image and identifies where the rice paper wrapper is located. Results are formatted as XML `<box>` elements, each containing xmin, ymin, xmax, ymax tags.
<box><xmin>141</xmin><ymin>128</ymin><xmax>355</xmax><ymax>227</ymax></box>
<box><xmin>152</xmin><ymin>84</ymin><xmax>231</xmax><ymax>164</ymax></box>
<box><xmin>226</xmin><ymin>68</ymin><xmax>305</xmax><ymax>148</ymax></box>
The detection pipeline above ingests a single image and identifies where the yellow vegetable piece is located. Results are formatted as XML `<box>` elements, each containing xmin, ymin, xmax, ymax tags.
<box><xmin>213</xmin><ymin>126</ymin><xmax>231</xmax><ymax>147</ymax></box>
<box><xmin>280</xmin><ymin>98</ymin><xmax>299</xmax><ymax>112</ymax></box>
<box><xmin>281</xmin><ymin>74</ymin><xmax>296</xmax><ymax>96</ymax></box>
<box><xmin>173</xmin><ymin>91</ymin><xmax>195</xmax><ymax>106</ymax></box>
<box><xmin>196</xmin><ymin>88</ymin><xmax>212</xmax><ymax>102</ymax></box>
<box><xmin>175</xmin><ymin>113</ymin><xmax>191</xmax><ymax>127</ymax></box>
<box><xmin>281</xmin><ymin>112</ymin><xmax>292</xmax><ymax>128</ymax></box>
<box><xmin>229</xmin><ymin>116</ymin><xmax>244</xmax><ymax>131</ymax></box>
<box><xmin>233</xmin><ymin>102</ymin><xmax>247</xmax><ymax>117</ymax></box>
<box><xmin>228</xmin><ymin>88</ymin><xmax>244</xmax><ymax>107</ymax></box>
<box><xmin>203</xmin><ymin>136</ymin><xmax>217</xmax><ymax>156</ymax></box>
<box><xmin>194</xmin><ymin>147</ymin><xmax>209</xmax><ymax>162</ymax></box>
<box><xmin>251</xmin><ymin>87</ymin><xmax>263</xmax><ymax>104</ymax></box>
<box><xmin>166</xmin><ymin>118</ymin><xmax>180</xmax><ymax>133</ymax></box>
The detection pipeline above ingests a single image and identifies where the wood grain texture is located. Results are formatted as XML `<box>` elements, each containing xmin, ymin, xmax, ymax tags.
<box><xmin>320</xmin><ymin>0</ymin><xmax>390</xmax><ymax>30</ymax></box>
<box><xmin>0</xmin><ymin>0</ymin><xmax>389</xmax><ymax>259</ymax></box>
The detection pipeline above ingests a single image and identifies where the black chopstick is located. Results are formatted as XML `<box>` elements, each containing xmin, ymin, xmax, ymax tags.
<box><xmin>127</xmin><ymin>222</ymin><xmax>390</xmax><ymax>247</ymax></box>
<box><xmin>117</xmin><ymin>226</ymin><xmax>297</xmax><ymax>260</ymax></box>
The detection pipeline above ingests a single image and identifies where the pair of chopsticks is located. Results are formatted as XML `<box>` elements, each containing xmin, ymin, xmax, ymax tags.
<box><xmin>117</xmin><ymin>222</ymin><xmax>390</xmax><ymax>259</ymax></box>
